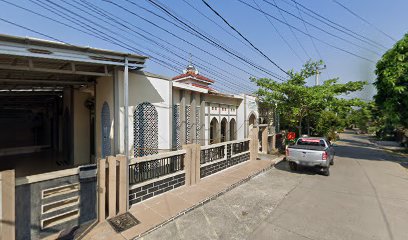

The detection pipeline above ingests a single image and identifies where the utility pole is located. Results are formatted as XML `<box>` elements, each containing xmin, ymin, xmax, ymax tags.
<box><xmin>315</xmin><ymin>64</ymin><xmax>326</xmax><ymax>86</ymax></box>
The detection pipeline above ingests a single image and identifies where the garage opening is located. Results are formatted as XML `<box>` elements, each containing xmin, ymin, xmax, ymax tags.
<box><xmin>0</xmin><ymin>67</ymin><xmax>97</xmax><ymax>177</ymax></box>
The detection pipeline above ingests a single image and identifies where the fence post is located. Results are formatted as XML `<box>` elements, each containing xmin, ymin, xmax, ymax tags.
<box><xmin>98</xmin><ymin>159</ymin><xmax>106</xmax><ymax>221</ymax></box>
<box><xmin>250</xmin><ymin>128</ymin><xmax>258</xmax><ymax>161</ymax></box>
<box><xmin>194</xmin><ymin>144</ymin><xmax>201</xmax><ymax>184</ymax></box>
<box><xmin>183</xmin><ymin>144</ymin><xmax>201</xmax><ymax>186</ymax></box>
<box><xmin>107</xmin><ymin>156</ymin><xmax>117</xmax><ymax>218</ymax></box>
<box><xmin>261</xmin><ymin>127</ymin><xmax>268</xmax><ymax>154</ymax></box>
<box><xmin>117</xmin><ymin>155</ymin><xmax>127</xmax><ymax>214</ymax></box>
<box><xmin>0</xmin><ymin>170</ymin><xmax>15</xmax><ymax>240</ymax></box>
<box><xmin>183</xmin><ymin>145</ymin><xmax>192</xmax><ymax>186</ymax></box>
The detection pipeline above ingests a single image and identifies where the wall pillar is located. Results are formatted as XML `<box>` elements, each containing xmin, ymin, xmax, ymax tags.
<box><xmin>97</xmin><ymin>159</ymin><xmax>106</xmax><ymax>221</ymax></box>
<box><xmin>200</xmin><ymin>94</ymin><xmax>205</xmax><ymax>146</ymax></box>
<box><xmin>261</xmin><ymin>127</ymin><xmax>268</xmax><ymax>154</ymax></box>
<box><xmin>107</xmin><ymin>156</ymin><xmax>117</xmax><ymax>218</ymax></box>
<box><xmin>180</xmin><ymin>90</ymin><xmax>186</xmax><ymax>145</ymax></box>
<box><xmin>249</xmin><ymin>128</ymin><xmax>258</xmax><ymax>161</ymax></box>
<box><xmin>118</xmin><ymin>155</ymin><xmax>127</xmax><ymax>214</ymax></box>
<box><xmin>191</xmin><ymin>93</ymin><xmax>197</xmax><ymax>144</ymax></box>
<box><xmin>1</xmin><ymin>170</ymin><xmax>15</xmax><ymax>240</ymax></box>
<box><xmin>183</xmin><ymin>144</ymin><xmax>201</xmax><ymax>186</ymax></box>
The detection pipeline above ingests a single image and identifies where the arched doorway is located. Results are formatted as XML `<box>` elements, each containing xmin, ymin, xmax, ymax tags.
<box><xmin>134</xmin><ymin>102</ymin><xmax>158</xmax><ymax>157</ymax></box>
<box><xmin>248</xmin><ymin>113</ymin><xmax>256</xmax><ymax>129</ymax></box>
<box><xmin>101</xmin><ymin>102</ymin><xmax>111</xmax><ymax>158</ymax></box>
<box><xmin>210</xmin><ymin>117</ymin><xmax>219</xmax><ymax>144</ymax></box>
<box><xmin>220</xmin><ymin>118</ymin><xmax>227</xmax><ymax>142</ymax></box>
<box><xmin>230</xmin><ymin>118</ymin><xmax>236</xmax><ymax>140</ymax></box>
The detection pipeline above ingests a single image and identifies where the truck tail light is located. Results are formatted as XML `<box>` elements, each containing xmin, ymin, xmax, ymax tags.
<box><xmin>286</xmin><ymin>148</ymin><xmax>289</xmax><ymax>156</ymax></box>
<box><xmin>322</xmin><ymin>151</ymin><xmax>328</xmax><ymax>160</ymax></box>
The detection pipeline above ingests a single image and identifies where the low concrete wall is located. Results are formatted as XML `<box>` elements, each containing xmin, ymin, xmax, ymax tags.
<box><xmin>15</xmin><ymin>166</ymin><xmax>97</xmax><ymax>240</ymax></box>
<box><xmin>129</xmin><ymin>172</ymin><xmax>185</xmax><ymax>206</ymax></box>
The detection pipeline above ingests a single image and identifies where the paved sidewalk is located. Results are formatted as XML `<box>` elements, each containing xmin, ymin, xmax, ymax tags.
<box><xmin>83</xmin><ymin>155</ymin><xmax>283</xmax><ymax>240</ymax></box>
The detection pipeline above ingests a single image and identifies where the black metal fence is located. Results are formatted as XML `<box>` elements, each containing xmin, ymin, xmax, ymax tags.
<box><xmin>200</xmin><ymin>145</ymin><xmax>225</xmax><ymax>164</ymax></box>
<box><xmin>232</xmin><ymin>140</ymin><xmax>250</xmax><ymax>155</ymax></box>
<box><xmin>129</xmin><ymin>154</ymin><xmax>184</xmax><ymax>185</ymax></box>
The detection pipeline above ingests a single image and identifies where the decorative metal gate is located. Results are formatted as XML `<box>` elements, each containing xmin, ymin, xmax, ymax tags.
<box><xmin>101</xmin><ymin>102</ymin><xmax>111</xmax><ymax>158</ymax></box>
<box><xmin>134</xmin><ymin>102</ymin><xmax>158</xmax><ymax>157</ymax></box>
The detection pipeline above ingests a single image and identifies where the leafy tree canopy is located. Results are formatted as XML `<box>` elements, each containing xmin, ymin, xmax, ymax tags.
<box><xmin>375</xmin><ymin>33</ymin><xmax>408</xmax><ymax>128</ymax></box>
<box><xmin>252</xmin><ymin>60</ymin><xmax>366</xmax><ymax>137</ymax></box>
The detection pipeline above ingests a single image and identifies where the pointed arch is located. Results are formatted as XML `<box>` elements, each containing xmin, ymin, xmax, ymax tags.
<box><xmin>220</xmin><ymin>117</ymin><xmax>228</xmax><ymax>142</ymax></box>
<box><xmin>134</xmin><ymin>102</ymin><xmax>158</xmax><ymax>157</ymax></box>
<box><xmin>210</xmin><ymin>117</ymin><xmax>219</xmax><ymax>144</ymax></box>
<box><xmin>229</xmin><ymin>118</ymin><xmax>236</xmax><ymax>141</ymax></box>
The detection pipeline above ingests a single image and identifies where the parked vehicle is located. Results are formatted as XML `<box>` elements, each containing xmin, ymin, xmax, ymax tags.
<box><xmin>286</xmin><ymin>137</ymin><xmax>335</xmax><ymax>176</ymax></box>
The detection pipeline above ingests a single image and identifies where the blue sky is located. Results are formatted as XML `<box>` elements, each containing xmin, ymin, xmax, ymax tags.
<box><xmin>0</xmin><ymin>0</ymin><xmax>407</xmax><ymax>99</ymax></box>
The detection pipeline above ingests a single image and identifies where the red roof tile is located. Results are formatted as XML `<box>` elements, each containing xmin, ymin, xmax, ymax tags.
<box><xmin>191</xmin><ymin>83</ymin><xmax>215</xmax><ymax>91</ymax></box>
<box><xmin>172</xmin><ymin>72</ymin><xmax>214</xmax><ymax>83</ymax></box>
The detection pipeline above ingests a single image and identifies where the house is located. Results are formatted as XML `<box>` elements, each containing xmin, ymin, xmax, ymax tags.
<box><xmin>0</xmin><ymin>34</ymin><xmax>276</xmax><ymax>239</ymax></box>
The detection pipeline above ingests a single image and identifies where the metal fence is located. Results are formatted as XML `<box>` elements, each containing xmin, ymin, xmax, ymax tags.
<box><xmin>200</xmin><ymin>144</ymin><xmax>225</xmax><ymax>164</ymax></box>
<box><xmin>129</xmin><ymin>150</ymin><xmax>185</xmax><ymax>185</ymax></box>
<box><xmin>232</xmin><ymin>140</ymin><xmax>250</xmax><ymax>155</ymax></box>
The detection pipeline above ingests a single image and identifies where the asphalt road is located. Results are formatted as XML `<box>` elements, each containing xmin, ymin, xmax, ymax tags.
<box><xmin>142</xmin><ymin>133</ymin><xmax>408</xmax><ymax>240</ymax></box>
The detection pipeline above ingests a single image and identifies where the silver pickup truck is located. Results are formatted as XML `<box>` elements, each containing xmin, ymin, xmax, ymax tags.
<box><xmin>286</xmin><ymin>137</ymin><xmax>335</xmax><ymax>176</ymax></box>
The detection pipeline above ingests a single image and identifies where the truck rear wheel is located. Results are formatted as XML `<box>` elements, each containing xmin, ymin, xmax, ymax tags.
<box><xmin>289</xmin><ymin>162</ymin><xmax>297</xmax><ymax>171</ymax></box>
<box><xmin>322</xmin><ymin>167</ymin><xmax>330</xmax><ymax>176</ymax></box>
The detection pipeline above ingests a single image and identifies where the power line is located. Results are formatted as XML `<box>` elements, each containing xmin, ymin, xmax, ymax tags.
<box><xmin>73</xmin><ymin>0</ymin><xmax>257</xmax><ymax>92</ymax></box>
<box><xmin>181</xmin><ymin>0</ymin><xmax>253</xmax><ymax>50</ymax></box>
<box><xmin>332</xmin><ymin>0</ymin><xmax>396</xmax><ymax>42</ymax></box>
<box><xmin>271</xmin><ymin>0</ymin><xmax>310</xmax><ymax>59</ymax></box>
<box><xmin>260</xmin><ymin>0</ymin><xmax>380</xmax><ymax>56</ymax></box>
<box><xmin>252</xmin><ymin>0</ymin><xmax>304</xmax><ymax>63</ymax></box>
<box><xmin>201</xmin><ymin>0</ymin><xmax>290</xmax><ymax>76</ymax></box>
<box><xmin>287</xmin><ymin>0</ymin><xmax>387</xmax><ymax>50</ymax></box>
<box><xmin>293</xmin><ymin>1</ymin><xmax>322</xmax><ymax>61</ymax></box>
<box><xmin>109</xmin><ymin>0</ymin><xmax>286</xmax><ymax>81</ymax></box>
<box><xmin>237</xmin><ymin>0</ymin><xmax>375</xmax><ymax>63</ymax></box>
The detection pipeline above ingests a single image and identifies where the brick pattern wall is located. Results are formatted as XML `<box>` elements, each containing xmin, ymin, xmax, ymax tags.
<box><xmin>129</xmin><ymin>173</ymin><xmax>185</xmax><ymax>206</ymax></box>
<box><xmin>200</xmin><ymin>152</ymin><xmax>250</xmax><ymax>178</ymax></box>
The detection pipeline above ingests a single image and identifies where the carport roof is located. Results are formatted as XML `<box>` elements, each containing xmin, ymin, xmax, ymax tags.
<box><xmin>0</xmin><ymin>34</ymin><xmax>148</xmax><ymax>67</ymax></box>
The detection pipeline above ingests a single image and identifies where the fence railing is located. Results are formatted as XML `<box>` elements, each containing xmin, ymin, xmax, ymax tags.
<box><xmin>232</xmin><ymin>139</ymin><xmax>250</xmax><ymax>156</ymax></box>
<box><xmin>129</xmin><ymin>150</ymin><xmax>186</xmax><ymax>185</ymax></box>
<box><xmin>200</xmin><ymin>143</ymin><xmax>226</xmax><ymax>164</ymax></box>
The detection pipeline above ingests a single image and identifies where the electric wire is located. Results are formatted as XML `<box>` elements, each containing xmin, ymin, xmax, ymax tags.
<box><xmin>140</xmin><ymin>0</ymin><xmax>278</xmax><ymax>79</ymax></box>
<box><xmin>252</xmin><ymin>0</ymin><xmax>304</xmax><ymax>63</ymax></box>
<box><xmin>102</xmin><ymin>0</ymin><xmax>286</xmax><ymax>82</ymax></box>
<box><xmin>332</xmin><ymin>0</ymin><xmax>396</xmax><ymax>42</ymax></box>
<box><xmin>260</xmin><ymin>0</ymin><xmax>380</xmax><ymax>56</ymax></box>
<box><xmin>201</xmin><ymin>0</ymin><xmax>290</xmax><ymax>76</ymax></box>
<box><xmin>287</xmin><ymin>0</ymin><xmax>387</xmax><ymax>50</ymax></box>
<box><xmin>237</xmin><ymin>0</ymin><xmax>375</xmax><ymax>63</ymax></box>
<box><xmin>271</xmin><ymin>0</ymin><xmax>311</xmax><ymax>59</ymax></box>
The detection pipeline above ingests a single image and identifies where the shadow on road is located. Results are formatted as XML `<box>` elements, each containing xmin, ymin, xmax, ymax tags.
<box><xmin>274</xmin><ymin>160</ymin><xmax>324</xmax><ymax>176</ymax></box>
<box><xmin>334</xmin><ymin>143</ymin><xmax>408</xmax><ymax>163</ymax></box>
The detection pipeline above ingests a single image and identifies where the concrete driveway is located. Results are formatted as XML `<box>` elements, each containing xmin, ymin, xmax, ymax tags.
<box><xmin>142</xmin><ymin>133</ymin><xmax>408</xmax><ymax>240</ymax></box>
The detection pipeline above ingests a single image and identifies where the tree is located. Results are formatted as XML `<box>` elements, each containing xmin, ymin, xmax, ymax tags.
<box><xmin>374</xmin><ymin>33</ymin><xmax>408</xmax><ymax>132</ymax></box>
<box><xmin>252</xmin><ymin>60</ymin><xmax>366</xmax><ymax>138</ymax></box>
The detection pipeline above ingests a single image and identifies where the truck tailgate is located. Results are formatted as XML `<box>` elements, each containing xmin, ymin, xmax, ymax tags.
<box><xmin>288</xmin><ymin>148</ymin><xmax>324</xmax><ymax>161</ymax></box>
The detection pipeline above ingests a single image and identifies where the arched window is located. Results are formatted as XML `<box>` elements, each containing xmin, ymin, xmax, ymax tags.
<box><xmin>210</xmin><ymin>117</ymin><xmax>219</xmax><ymax>144</ymax></box>
<box><xmin>221</xmin><ymin>118</ymin><xmax>227</xmax><ymax>142</ymax></box>
<box><xmin>101</xmin><ymin>102</ymin><xmax>111</xmax><ymax>158</ymax></box>
<box><xmin>134</xmin><ymin>102</ymin><xmax>158</xmax><ymax>157</ymax></box>
<box><xmin>230</xmin><ymin>118</ymin><xmax>236</xmax><ymax>140</ymax></box>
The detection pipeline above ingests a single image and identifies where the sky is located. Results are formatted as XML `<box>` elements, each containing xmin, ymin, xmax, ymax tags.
<box><xmin>0</xmin><ymin>0</ymin><xmax>407</xmax><ymax>100</ymax></box>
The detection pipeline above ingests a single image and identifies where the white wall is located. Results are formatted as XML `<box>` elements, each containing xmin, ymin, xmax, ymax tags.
<box><xmin>73</xmin><ymin>89</ymin><xmax>91</xmax><ymax>165</ymax></box>
<box><xmin>95</xmin><ymin>76</ymin><xmax>114</xmax><ymax>159</ymax></box>
<box><xmin>118</xmin><ymin>71</ymin><xmax>172</xmax><ymax>156</ymax></box>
